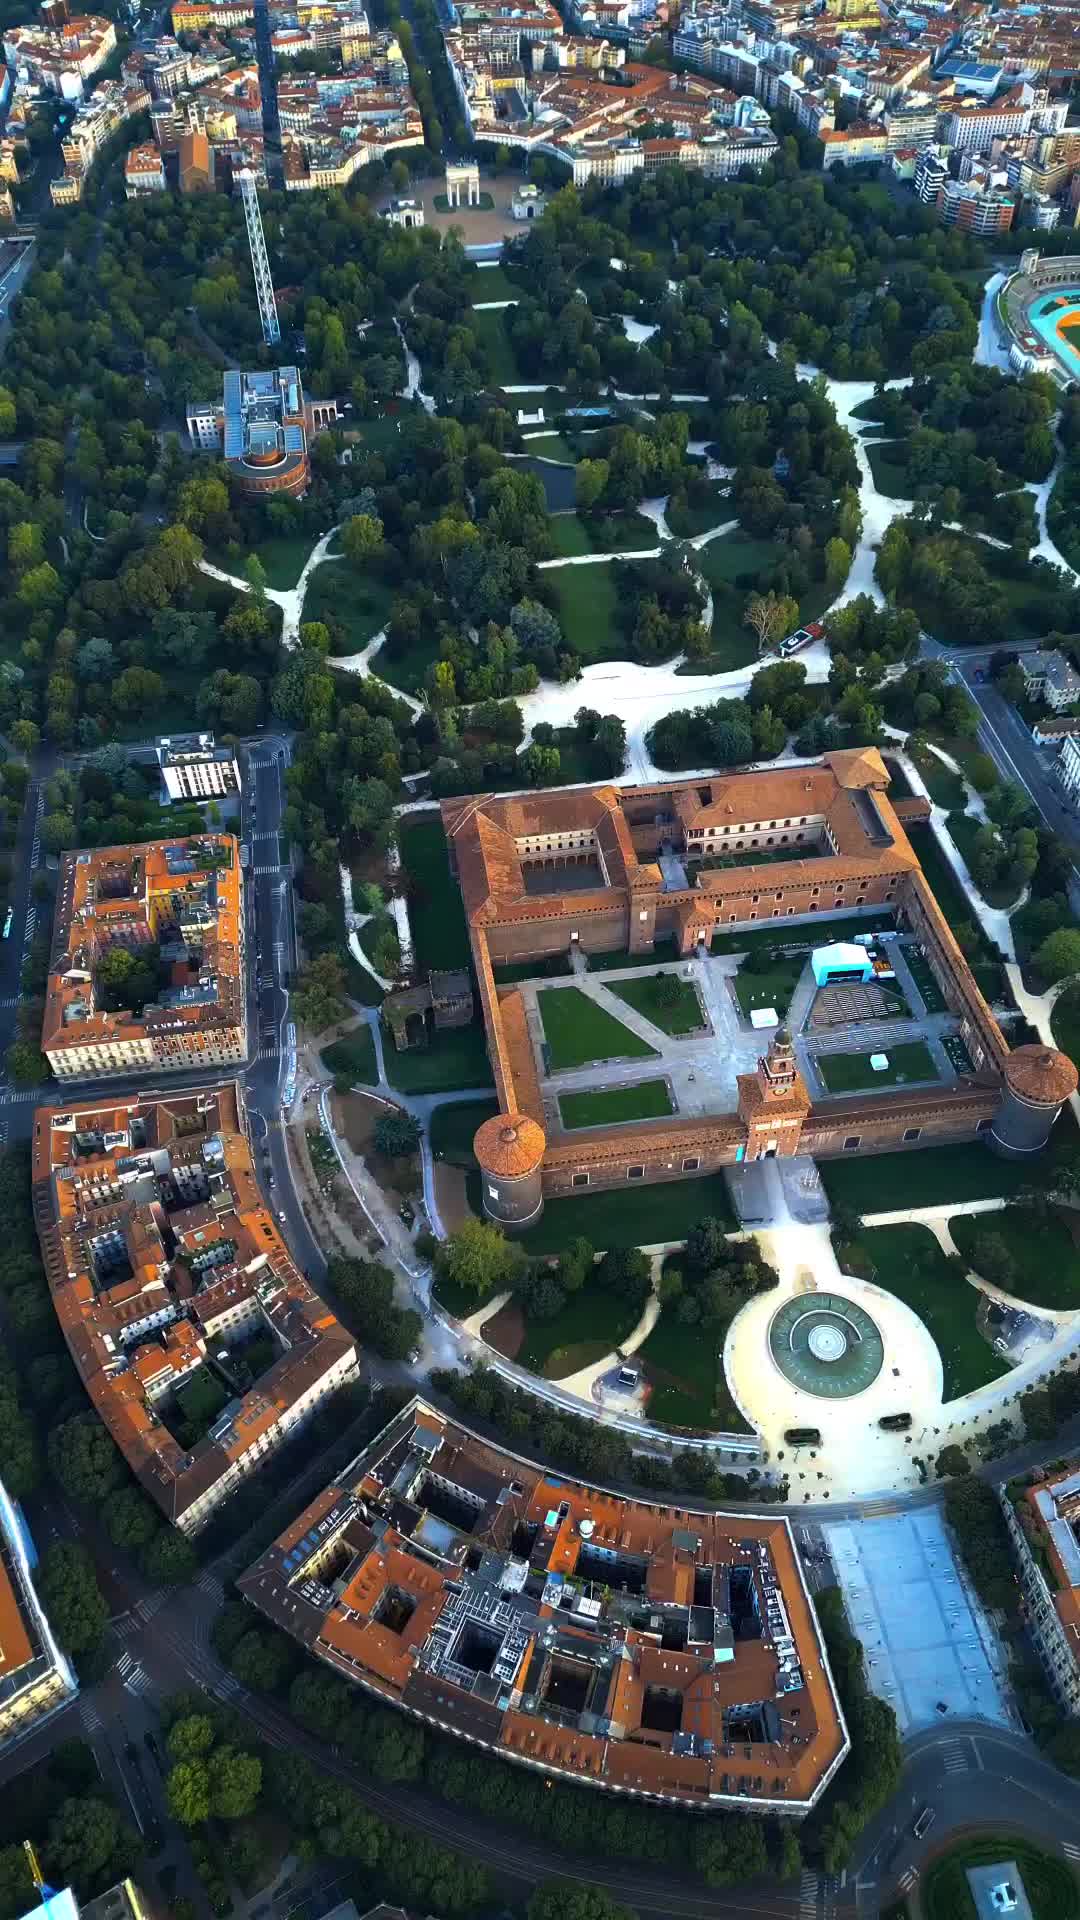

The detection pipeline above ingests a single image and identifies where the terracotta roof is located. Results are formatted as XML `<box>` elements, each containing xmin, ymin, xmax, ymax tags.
<box><xmin>1005</xmin><ymin>1044</ymin><xmax>1078</xmax><ymax>1106</ymax></box>
<box><xmin>473</xmin><ymin>1111</ymin><xmax>546</xmax><ymax>1176</ymax></box>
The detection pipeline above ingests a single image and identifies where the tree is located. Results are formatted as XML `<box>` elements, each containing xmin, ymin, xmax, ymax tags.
<box><xmin>167</xmin><ymin>1715</ymin><xmax>216</xmax><ymax>1764</ymax></box>
<box><xmin>373</xmin><ymin>1111</ymin><xmax>422</xmax><ymax>1158</ymax></box>
<box><xmin>342</xmin><ymin>514</ymin><xmax>384</xmax><ymax>565</ymax></box>
<box><xmin>575</xmin><ymin>459</ymin><xmax>609</xmax><ymax>512</ymax></box>
<box><xmin>208</xmin><ymin>1745</ymin><xmax>262</xmax><ymax>1820</ymax></box>
<box><xmin>37</xmin><ymin>1543</ymin><xmax>107</xmax><ymax>1656</ymax></box>
<box><xmin>433</xmin><ymin>1218</ymin><xmax>526</xmax><ymax>1301</ymax></box>
<box><xmin>167</xmin><ymin>1760</ymin><xmax>211</xmax><ymax>1828</ymax></box>
<box><xmin>292</xmin><ymin>951</ymin><xmax>348</xmax><ymax>1032</ymax></box>
<box><xmin>197</xmin><ymin>669</ymin><xmax>262</xmax><ymax>734</ymax></box>
<box><xmin>45</xmin><ymin>1796</ymin><xmax>132</xmax><ymax>1889</ymax></box>
<box><xmin>228</xmin><ymin>1629</ymin><xmax>293</xmax><ymax>1694</ymax></box>
<box><xmin>935</xmin><ymin>1444</ymin><xmax>970</xmax><ymax>1479</ymax></box>
<box><xmin>48</xmin><ymin>1412</ymin><xmax>125</xmax><ymax>1504</ymax></box>
<box><xmin>1035</xmin><ymin>927</ymin><xmax>1080</xmax><ymax>984</ymax></box>
<box><xmin>520</xmin><ymin>742</ymin><xmax>561</xmax><ymax>785</ymax></box>
<box><xmin>529</xmin><ymin>1887</ymin><xmax>636</xmax><ymax>1920</ymax></box>
<box><xmin>685</xmin><ymin>1215</ymin><xmax>729</xmax><ymax>1275</ymax></box>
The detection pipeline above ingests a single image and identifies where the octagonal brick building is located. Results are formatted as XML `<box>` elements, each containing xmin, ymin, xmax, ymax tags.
<box><xmin>474</xmin><ymin>1111</ymin><xmax>546</xmax><ymax>1230</ymax></box>
<box><xmin>990</xmin><ymin>1043</ymin><xmax>1078</xmax><ymax>1159</ymax></box>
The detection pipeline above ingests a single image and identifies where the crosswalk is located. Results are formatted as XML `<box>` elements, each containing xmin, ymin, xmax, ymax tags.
<box><xmin>79</xmin><ymin>1697</ymin><xmax>102</xmax><ymax>1736</ymax></box>
<box><xmin>942</xmin><ymin>1738</ymin><xmax>970</xmax><ymax>1775</ymax></box>
<box><xmin>135</xmin><ymin>1589</ymin><xmax>166</xmax><ymax>1623</ymax></box>
<box><xmin>0</xmin><ymin>1086</ymin><xmax>45</xmax><ymax>1105</ymax></box>
<box><xmin>799</xmin><ymin>1871</ymin><xmax>820</xmax><ymax>1918</ymax></box>
<box><xmin>1065</xmin><ymin>1842</ymin><xmax>1080</xmax><ymax>1865</ymax></box>
<box><xmin>197</xmin><ymin>1571</ymin><xmax>224</xmax><ymax>1601</ymax></box>
<box><xmin>897</xmin><ymin>1867</ymin><xmax>919</xmax><ymax>1896</ymax></box>
<box><xmin>116</xmin><ymin>1650</ymin><xmax>150</xmax><ymax>1695</ymax></box>
<box><xmin>253</xmin><ymin>863</ymin><xmax>284</xmax><ymax>877</ymax></box>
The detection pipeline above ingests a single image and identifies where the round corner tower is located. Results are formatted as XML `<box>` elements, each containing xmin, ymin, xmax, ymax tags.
<box><xmin>474</xmin><ymin>1111</ymin><xmax>546</xmax><ymax>1231</ymax></box>
<box><xmin>990</xmin><ymin>1044</ymin><xmax>1078</xmax><ymax>1160</ymax></box>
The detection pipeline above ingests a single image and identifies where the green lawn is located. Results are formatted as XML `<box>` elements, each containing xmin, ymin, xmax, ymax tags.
<box><xmin>1052</xmin><ymin>981</ymin><xmax>1080</xmax><ymax>1071</ymax></box>
<box><xmin>398</xmin><ymin>816</ymin><xmax>472</xmax><ymax>971</ymax></box>
<box><xmin>343</xmin><ymin>413</ymin><xmax>414</xmax><ymax>457</ymax></box>
<box><xmin>881</xmin><ymin>753</ymin><xmax>912</xmax><ymax>797</ymax></box>
<box><xmin>470</xmin><ymin>305</ymin><xmax>524</xmax><ymax>385</ymax></box>
<box><xmin>521</xmin><ymin>432</ymin><xmax>576</xmax><ymax>464</ymax></box>
<box><xmin>429</xmin><ymin>1096</ymin><xmax>499</xmax><ymax>1166</ymax></box>
<box><xmin>908</xmin><ymin>741</ymin><xmax>966</xmax><ymax>811</ymax></box>
<box><xmin>214</xmin><ymin>532</ymin><xmax>317</xmax><ymax>592</ymax></box>
<box><xmin>636</xmin><ymin>1308</ymin><xmax>751</xmax><ymax>1432</ymax></box>
<box><xmin>922</xmin><ymin>1834</ymin><xmax>1079</xmax><ymax>1920</ymax></box>
<box><xmin>375</xmin><ymin>629</ymin><xmax>441</xmax><ymax>696</ymax></box>
<box><xmin>820</xmin><ymin>1141</ymin><xmax>1038</xmax><ymax>1213</ymax></box>
<box><xmin>537</xmin><ymin>986</ymin><xmax>659</xmax><ymax>1070</ymax></box>
<box><xmin>517</xmin><ymin>1288</ymin><xmax>642</xmax><ymax>1380</ymax></box>
<box><xmin>950</xmin><ymin>1205</ymin><xmax>1080</xmax><ymax>1310</ymax></box>
<box><xmin>475</xmin><ymin>1170</ymin><xmax>738</xmax><ymax>1253</ymax></box>
<box><xmin>734</xmin><ymin>957</ymin><xmax>805</xmax><ymax>1018</ymax></box>
<box><xmin>547</xmin><ymin>564</ymin><xmax>621</xmax><ymax>660</ymax></box>
<box><xmin>383</xmin><ymin>1024</ymin><xmax>492</xmax><ymax>1096</ymax></box>
<box><xmin>947</xmin><ymin>811</ymin><xmax>1021</xmax><ymax>909</ymax></box>
<box><xmin>864</xmin><ymin>440</ymin><xmax>911</xmax><ymax>499</ymax></box>
<box><xmin>470</xmin><ymin>263</ymin><xmax>521</xmax><ymax>301</ymax></box>
<box><xmin>906</xmin><ymin>826</ymin><xmax>991</xmax><ymax>959</ymax></box>
<box><xmin>901</xmin><ymin>531</ymin><xmax>1072</xmax><ymax>644</ymax></box>
<box><xmin>321</xmin><ymin>1027</ymin><xmax>378</xmax><ymax>1085</ymax></box>
<box><xmin>559</xmin><ymin>1078</ymin><xmax>673</xmax><ymax>1129</ymax></box>
<box><xmin>816</xmin><ymin>1042</ymin><xmax>938</xmax><ymax>1095</ymax></box>
<box><xmin>548</xmin><ymin>512</ymin><xmax>658</xmax><ymax>558</ymax></box>
<box><xmin>303</xmin><ymin>562</ymin><xmax>394</xmax><ymax>654</ymax></box>
<box><xmin>711</xmin><ymin>910</ymin><xmax>891</xmax><ymax>956</ymax></box>
<box><xmin>607</xmin><ymin>973</ymin><xmax>705</xmax><ymax>1036</ymax></box>
<box><xmin>697</xmin><ymin>531</ymin><xmax>784</xmax><ymax>673</ymax></box>
<box><xmin>847</xmin><ymin>1224</ymin><xmax>1010</xmax><ymax>1400</ymax></box>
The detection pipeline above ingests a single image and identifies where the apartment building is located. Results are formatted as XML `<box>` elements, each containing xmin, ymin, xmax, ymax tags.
<box><xmin>157</xmin><ymin>733</ymin><xmax>241</xmax><ymax>804</ymax></box>
<box><xmin>1021</xmin><ymin>647</ymin><xmax>1080</xmax><ymax>712</ymax></box>
<box><xmin>32</xmin><ymin>1086</ymin><xmax>359</xmax><ymax>1533</ymax></box>
<box><xmin>0</xmin><ymin>1477</ymin><xmax>77</xmax><ymax>1749</ymax></box>
<box><xmin>125</xmin><ymin>142</ymin><xmax>167</xmax><ymax>195</ymax></box>
<box><xmin>43</xmin><ymin>834</ymin><xmax>247</xmax><ymax>1081</ymax></box>
<box><xmin>50</xmin><ymin>79</ymin><xmax>152</xmax><ymax>204</ymax></box>
<box><xmin>1000</xmin><ymin>1465</ymin><xmax>1080</xmax><ymax>1716</ymax></box>
<box><xmin>3</xmin><ymin>13</ymin><xmax>116</xmax><ymax>99</ymax></box>
<box><xmin>239</xmin><ymin>1397</ymin><xmax>850</xmax><ymax>1813</ymax></box>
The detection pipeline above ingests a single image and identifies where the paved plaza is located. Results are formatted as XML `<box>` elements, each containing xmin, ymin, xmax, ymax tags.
<box><xmin>510</xmin><ymin>937</ymin><xmax>967</xmax><ymax>1136</ymax></box>
<box><xmin>823</xmin><ymin>1507</ymin><xmax>1014</xmax><ymax>1734</ymax></box>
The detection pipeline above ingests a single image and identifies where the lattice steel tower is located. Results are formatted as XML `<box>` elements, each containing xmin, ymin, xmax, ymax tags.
<box><xmin>237</xmin><ymin>167</ymin><xmax>281</xmax><ymax>349</ymax></box>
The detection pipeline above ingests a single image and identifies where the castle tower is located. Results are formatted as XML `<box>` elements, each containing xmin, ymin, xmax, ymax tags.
<box><xmin>736</xmin><ymin>1028</ymin><xmax>811</xmax><ymax>1162</ymax></box>
<box><xmin>474</xmin><ymin>1111</ymin><xmax>545</xmax><ymax>1231</ymax></box>
<box><xmin>990</xmin><ymin>1044</ymin><xmax>1077</xmax><ymax>1159</ymax></box>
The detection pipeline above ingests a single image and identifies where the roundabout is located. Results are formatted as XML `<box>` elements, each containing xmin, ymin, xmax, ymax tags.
<box><xmin>768</xmin><ymin>1292</ymin><xmax>885</xmax><ymax>1398</ymax></box>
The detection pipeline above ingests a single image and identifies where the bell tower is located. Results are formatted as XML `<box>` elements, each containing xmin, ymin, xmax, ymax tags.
<box><xmin>736</xmin><ymin>1028</ymin><xmax>811</xmax><ymax>1161</ymax></box>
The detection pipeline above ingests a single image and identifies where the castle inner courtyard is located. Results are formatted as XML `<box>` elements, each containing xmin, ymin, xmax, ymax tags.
<box><xmin>515</xmin><ymin>937</ymin><xmax>972</xmax><ymax>1139</ymax></box>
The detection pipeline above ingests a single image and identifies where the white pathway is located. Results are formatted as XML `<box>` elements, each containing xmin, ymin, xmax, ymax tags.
<box><xmin>197</xmin><ymin>524</ymin><xmax>342</xmax><ymax>649</ymax></box>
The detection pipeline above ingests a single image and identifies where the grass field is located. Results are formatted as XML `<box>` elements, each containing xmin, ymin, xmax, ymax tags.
<box><xmin>477</xmin><ymin>1170</ymin><xmax>738</xmax><ymax>1253</ymax></box>
<box><xmin>906</xmin><ymin>826</ymin><xmax>992</xmax><ymax>961</ymax></box>
<box><xmin>547</xmin><ymin>564</ymin><xmax>621</xmax><ymax>660</ymax></box>
<box><xmin>383</xmin><ymin>1023</ymin><xmax>492</xmax><ymax>1096</ymax></box>
<box><xmin>537</xmin><ymin>986</ymin><xmax>659</xmax><ymax>1070</ymax></box>
<box><xmin>902</xmin><ymin>531</ymin><xmax>1072</xmax><ymax>644</ymax></box>
<box><xmin>947</xmin><ymin>810</ymin><xmax>1021</xmax><ymax>909</ymax></box>
<box><xmin>820</xmin><ymin>1141</ymin><xmax>1037</xmax><ymax>1213</ymax></box>
<box><xmin>548</xmin><ymin>512</ymin><xmax>657</xmax><ymax>557</ymax></box>
<box><xmin>697</xmin><ymin>530</ymin><xmax>783</xmax><ymax>673</ymax></box>
<box><xmin>429</xmin><ymin>1097</ymin><xmax>499</xmax><ymax>1166</ymax></box>
<box><xmin>470</xmin><ymin>305</ymin><xmax>524</xmax><ymax>385</ymax></box>
<box><xmin>922</xmin><ymin>1834</ymin><xmax>1079</xmax><ymax>1920</ymax></box>
<box><xmin>636</xmin><ymin>1309</ymin><xmax>751</xmax><ymax>1432</ymax></box>
<box><xmin>607</xmin><ymin>973</ymin><xmax>704</xmax><ymax>1035</ymax></box>
<box><xmin>559</xmin><ymin>1078</ymin><xmax>673</xmax><ymax>1129</ymax></box>
<box><xmin>711</xmin><ymin>910</ymin><xmax>890</xmax><ymax>957</ymax></box>
<box><xmin>1052</xmin><ymin>981</ymin><xmax>1080</xmax><ymax>1070</ymax></box>
<box><xmin>470</xmin><ymin>263</ymin><xmax>520</xmax><ymax>301</ymax></box>
<box><xmin>950</xmin><ymin>1205</ymin><xmax>1080</xmax><ymax>1310</ymax></box>
<box><xmin>398</xmin><ymin>815</ymin><xmax>472</xmax><ymax>971</ymax></box>
<box><xmin>816</xmin><ymin>1042</ymin><xmax>938</xmax><ymax>1095</ymax></box>
<box><xmin>517</xmin><ymin>1289</ymin><xmax>641</xmax><ymax>1380</ymax></box>
<box><xmin>847</xmin><ymin>1223</ymin><xmax>1010</xmax><ymax>1399</ymax></box>
<box><xmin>864</xmin><ymin>440</ymin><xmax>911</xmax><ymax>499</ymax></box>
<box><xmin>303</xmin><ymin>562</ymin><xmax>393</xmax><ymax>653</ymax></box>
<box><xmin>521</xmin><ymin>432</ymin><xmax>576</xmax><ymax>464</ymax></box>
<box><xmin>734</xmin><ymin>956</ymin><xmax>805</xmax><ymax>1018</ymax></box>
<box><xmin>321</xmin><ymin>1027</ymin><xmax>378</xmax><ymax>1085</ymax></box>
<box><xmin>374</xmin><ymin>629</ymin><xmax>440</xmax><ymax>696</ymax></box>
<box><xmin>212</xmin><ymin>533</ymin><xmax>316</xmax><ymax>592</ymax></box>
<box><xmin>907</xmin><ymin>741</ymin><xmax>966</xmax><ymax>811</ymax></box>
